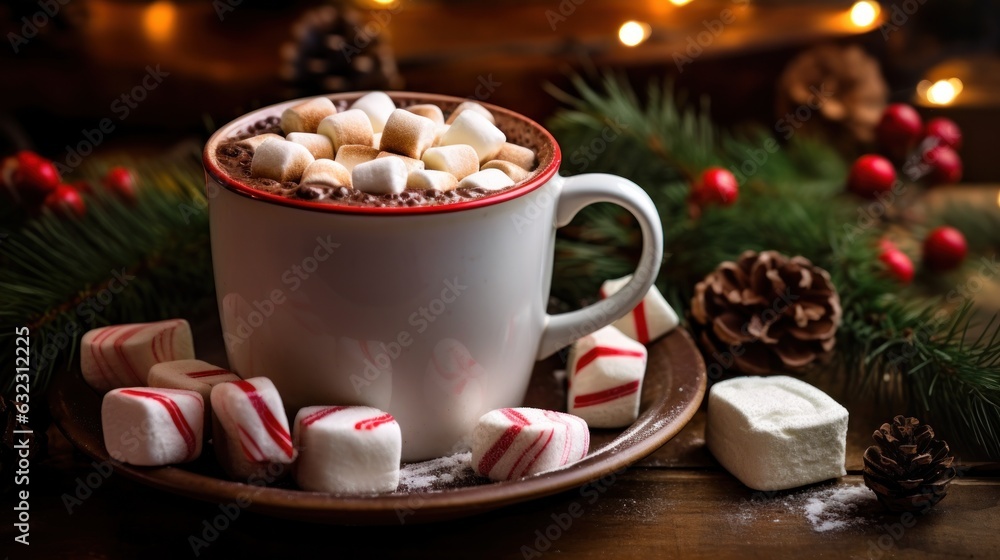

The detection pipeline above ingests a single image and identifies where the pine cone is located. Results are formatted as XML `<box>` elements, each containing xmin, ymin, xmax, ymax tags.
<box><xmin>775</xmin><ymin>44</ymin><xmax>887</xmax><ymax>145</ymax></box>
<box><xmin>863</xmin><ymin>416</ymin><xmax>956</xmax><ymax>513</ymax></box>
<box><xmin>690</xmin><ymin>250</ymin><xmax>841</xmax><ymax>374</ymax></box>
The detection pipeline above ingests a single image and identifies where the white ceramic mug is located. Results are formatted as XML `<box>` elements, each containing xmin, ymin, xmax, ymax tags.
<box><xmin>204</xmin><ymin>92</ymin><xmax>663</xmax><ymax>460</ymax></box>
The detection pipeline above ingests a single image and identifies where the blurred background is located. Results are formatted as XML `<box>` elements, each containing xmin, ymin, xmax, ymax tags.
<box><xmin>0</xmin><ymin>0</ymin><xmax>997</xmax><ymax>179</ymax></box>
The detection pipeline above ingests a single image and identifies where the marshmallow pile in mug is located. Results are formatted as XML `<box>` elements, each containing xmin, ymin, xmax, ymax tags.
<box><xmin>245</xmin><ymin>92</ymin><xmax>538</xmax><ymax>196</ymax></box>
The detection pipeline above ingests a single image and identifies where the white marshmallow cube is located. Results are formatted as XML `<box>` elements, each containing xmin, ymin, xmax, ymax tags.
<box><xmin>281</xmin><ymin>97</ymin><xmax>337</xmax><ymax>134</ymax></box>
<box><xmin>81</xmin><ymin>319</ymin><xmax>194</xmax><ymax>393</ymax></box>
<box><xmin>236</xmin><ymin>133</ymin><xmax>283</xmax><ymax>151</ymax></box>
<box><xmin>495</xmin><ymin>142</ymin><xmax>536</xmax><ymax>170</ymax></box>
<box><xmin>421</xmin><ymin>145</ymin><xmax>480</xmax><ymax>181</ymax></box>
<box><xmin>102</xmin><ymin>387</ymin><xmax>203</xmax><ymax>466</ymax></box>
<box><xmin>335</xmin><ymin>145</ymin><xmax>380</xmax><ymax>172</ymax></box>
<box><xmin>566</xmin><ymin>325</ymin><xmax>647</xmax><ymax>428</ymax></box>
<box><xmin>301</xmin><ymin>159</ymin><xmax>352</xmax><ymax>188</ymax></box>
<box><xmin>406</xmin><ymin>103</ymin><xmax>445</xmax><ymax>125</ymax></box>
<box><xmin>440</xmin><ymin>111</ymin><xmax>506</xmax><ymax>163</ymax></box>
<box><xmin>706</xmin><ymin>376</ymin><xmax>849</xmax><ymax>491</ymax></box>
<box><xmin>458</xmin><ymin>168</ymin><xmax>515</xmax><ymax>191</ymax></box>
<box><xmin>350</xmin><ymin>91</ymin><xmax>397</xmax><ymax>133</ymax></box>
<box><xmin>317</xmin><ymin>109</ymin><xmax>374</xmax><ymax>152</ymax></box>
<box><xmin>407</xmin><ymin>169</ymin><xmax>458</xmax><ymax>192</ymax></box>
<box><xmin>379</xmin><ymin>109</ymin><xmax>437</xmax><ymax>159</ymax></box>
<box><xmin>472</xmin><ymin>407</ymin><xmax>589</xmax><ymax>481</ymax></box>
<box><xmin>251</xmin><ymin>138</ymin><xmax>315</xmax><ymax>182</ymax></box>
<box><xmin>293</xmin><ymin>405</ymin><xmax>401</xmax><ymax>494</ymax></box>
<box><xmin>446</xmin><ymin>101</ymin><xmax>496</xmax><ymax>125</ymax></box>
<box><xmin>600</xmin><ymin>275</ymin><xmax>679</xmax><ymax>344</ymax></box>
<box><xmin>211</xmin><ymin>377</ymin><xmax>297</xmax><ymax>480</ymax></box>
<box><xmin>286</xmin><ymin>132</ymin><xmax>334</xmax><ymax>160</ymax></box>
<box><xmin>352</xmin><ymin>157</ymin><xmax>407</xmax><ymax>195</ymax></box>
<box><xmin>481</xmin><ymin>160</ymin><xmax>530</xmax><ymax>182</ymax></box>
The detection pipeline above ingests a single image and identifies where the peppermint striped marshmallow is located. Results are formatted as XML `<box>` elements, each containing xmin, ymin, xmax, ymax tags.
<box><xmin>567</xmin><ymin>325</ymin><xmax>648</xmax><ymax>428</ymax></box>
<box><xmin>211</xmin><ymin>377</ymin><xmax>296</xmax><ymax>480</ymax></box>
<box><xmin>102</xmin><ymin>387</ymin><xmax>203</xmax><ymax>466</ymax></box>
<box><xmin>599</xmin><ymin>275</ymin><xmax>679</xmax><ymax>344</ymax></box>
<box><xmin>472</xmin><ymin>407</ymin><xmax>589</xmax><ymax>482</ymax></box>
<box><xmin>81</xmin><ymin>319</ymin><xmax>195</xmax><ymax>393</ymax></box>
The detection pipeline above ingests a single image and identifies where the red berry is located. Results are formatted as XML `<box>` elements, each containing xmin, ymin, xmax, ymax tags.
<box><xmin>922</xmin><ymin>226</ymin><xmax>967</xmax><ymax>271</ymax></box>
<box><xmin>924</xmin><ymin>117</ymin><xmax>962</xmax><ymax>150</ymax></box>
<box><xmin>44</xmin><ymin>184</ymin><xmax>86</xmax><ymax>218</ymax></box>
<box><xmin>103</xmin><ymin>166</ymin><xmax>137</xmax><ymax>201</ymax></box>
<box><xmin>878</xmin><ymin>241</ymin><xmax>914</xmax><ymax>284</ymax></box>
<box><xmin>692</xmin><ymin>167</ymin><xmax>739</xmax><ymax>206</ymax></box>
<box><xmin>847</xmin><ymin>154</ymin><xmax>896</xmax><ymax>198</ymax></box>
<box><xmin>14</xmin><ymin>150</ymin><xmax>61</xmax><ymax>195</ymax></box>
<box><xmin>877</xmin><ymin>104</ymin><xmax>923</xmax><ymax>159</ymax></box>
<box><xmin>923</xmin><ymin>145</ymin><xmax>962</xmax><ymax>184</ymax></box>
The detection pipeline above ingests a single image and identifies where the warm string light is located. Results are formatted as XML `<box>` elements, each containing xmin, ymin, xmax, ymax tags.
<box><xmin>669</xmin><ymin>0</ymin><xmax>694</xmax><ymax>6</ymax></box>
<box><xmin>849</xmin><ymin>1</ymin><xmax>879</xmax><ymax>28</ymax></box>
<box><xmin>618</xmin><ymin>21</ymin><xmax>651</xmax><ymax>47</ymax></box>
<box><xmin>143</xmin><ymin>1</ymin><xmax>176</xmax><ymax>43</ymax></box>
<box><xmin>918</xmin><ymin>78</ymin><xmax>964</xmax><ymax>105</ymax></box>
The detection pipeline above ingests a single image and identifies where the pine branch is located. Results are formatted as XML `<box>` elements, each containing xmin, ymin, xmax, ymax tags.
<box><xmin>546</xmin><ymin>73</ymin><xmax>1000</xmax><ymax>457</ymax></box>
<box><xmin>0</xmin><ymin>145</ymin><xmax>214</xmax><ymax>393</ymax></box>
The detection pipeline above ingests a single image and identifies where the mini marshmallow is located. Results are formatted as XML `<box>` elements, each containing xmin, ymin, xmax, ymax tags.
<box><xmin>82</xmin><ymin>319</ymin><xmax>194</xmax><ymax>393</ymax></box>
<box><xmin>211</xmin><ymin>377</ymin><xmax>297</xmax><ymax>480</ymax></box>
<box><xmin>318</xmin><ymin>109</ymin><xmax>375</xmax><ymax>152</ymax></box>
<box><xmin>481</xmin><ymin>160</ymin><xmax>530</xmax><ymax>182</ymax></box>
<box><xmin>472</xmin><ymin>407</ymin><xmax>589</xmax><ymax>481</ymax></box>
<box><xmin>600</xmin><ymin>275</ymin><xmax>679</xmax><ymax>344</ymax></box>
<box><xmin>352</xmin><ymin>157</ymin><xmax>407</xmax><ymax>195</ymax></box>
<box><xmin>293</xmin><ymin>406</ymin><xmax>401</xmax><ymax>494</ymax></box>
<box><xmin>286</xmin><ymin>132</ymin><xmax>334</xmax><ymax>159</ymax></box>
<box><xmin>422</xmin><ymin>145</ymin><xmax>480</xmax><ymax>181</ymax></box>
<box><xmin>407</xmin><ymin>169</ymin><xmax>458</xmax><ymax>191</ymax></box>
<box><xmin>433</xmin><ymin>124</ymin><xmax>450</xmax><ymax>146</ymax></box>
<box><xmin>706</xmin><ymin>376</ymin><xmax>849</xmax><ymax>491</ymax></box>
<box><xmin>335</xmin><ymin>145</ymin><xmax>380</xmax><ymax>172</ymax></box>
<box><xmin>458</xmin><ymin>168</ymin><xmax>515</xmax><ymax>191</ymax></box>
<box><xmin>350</xmin><ymin>91</ymin><xmax>396</xmax><ymax>133</ymax></box>
<box><xmin>379</xmin><ymin>109</ymin><xmax>437</xmax><ymax>160</ymax></box>
<box><xmin>148</xmin><ymin>360</ymin><xmax>239</xmax><ymax>436</ymax></box>
<box><xmin>566</xmin><ymin>326</ymin><xmax>647</xmax><ymax>428</ymax></box>
<box><xmin>406</xmin><ymin>103</ymin><xmax>445</xmax><ymax>125</ymax></box>
<box><xmin>102</xmin><ymin>387</ymin><xmax>203</xmax><ymax>465</ymax></box>
<box><xmin>281</xmin><ymin>97</ymin><xmax>337</xmax><ymax>134</ymax></box>
<box><xmin>440</xmin><ymin>111</ymin><xmax>506</xmax><ymax>163</ymax></box>
<box><xmin>251</xmin><ymin>138</ymin><xmax>315</xmax><ymax>182</ymax></box>
<box><xmin>236</xmin><ymin>133</ymin><xmax>283</xmax><ymax>151</ymax></box>
<box><xmin>446</xmin><ymin>101</ymin><xmax>496</xmax><ymax>125</ymax></box>
<box><xmin>495</xmin><ymin>142</ymin><xmax>537</xmax><ymax>170</ymax></box>
<box><xmin>376</xmin><ymin>151</ymin><xmax>425</xmax><ymax>173</ymax></box>
<box><xmin>301</xmin><ymin>159</ymin><xmax>352</xmax><ymax>188</ymax></box>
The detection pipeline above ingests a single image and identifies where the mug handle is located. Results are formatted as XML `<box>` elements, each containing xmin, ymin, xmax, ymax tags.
<box><xmin>536</xmin><ymin>173</ymin><xmax>664</xmax><ymax>360</ymax></box>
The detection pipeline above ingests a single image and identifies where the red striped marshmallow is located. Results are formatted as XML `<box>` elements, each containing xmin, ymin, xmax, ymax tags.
<box><xmin>149</xmin><ymin>360</ymin><xmax>240</xmax><ymax>435</ymax></box>
<box><xmin>81</xmin><ymin>319</ymin><xmax>195</xmax><ymax>392</ymax></box>
<box><xmin>567</xmin><ymin>325</ymin><xmax>647</xmax><ymax>428</ymax></box>
<box><xmin>292</xmin><ymin>405</ymin><xmax>402</xmax><ymax>494</ymax></box>
<box><xmin>101</xmin><ymin>387</ymin><xmax>204</xmax><ymax>465</ymax></box>
<box><xmin>471</xmin><ymin>407</ymin><xmax>589</xmax><ymax>481</ymax></box>
<box><xmin>599</xmin><ymin>275</ymin><xmax>679</xmax><ymax>344</ymax></box>
<box><xmin>210</xmin><ymin>377</ymin><xmax>296</xmax><ymax>480</ymax></box>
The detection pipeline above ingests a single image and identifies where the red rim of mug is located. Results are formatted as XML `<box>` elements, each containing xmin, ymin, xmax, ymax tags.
<box><xmin>202</xmin><ymin>92</ymin><xmax>563</xmax><ymax>215</ymax></box>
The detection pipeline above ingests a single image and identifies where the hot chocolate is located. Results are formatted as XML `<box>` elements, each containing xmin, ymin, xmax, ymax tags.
<box><xmin>213</xmin><ymin>94</ymin><xmax>544</xmax><ymax>209</ymax></box>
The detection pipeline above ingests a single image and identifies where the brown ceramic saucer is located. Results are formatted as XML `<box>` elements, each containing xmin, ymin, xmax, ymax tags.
<box><xmin>49</xmin><ymin>328</ymin><xmax>706</xmax><ymax>525</ymax></box>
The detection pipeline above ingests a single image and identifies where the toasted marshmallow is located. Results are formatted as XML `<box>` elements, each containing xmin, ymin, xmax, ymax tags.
<box><xmin>406</xmin><ymin>104</ymin><xmax>445</xmax><ymax>125</ymax></box>
<box><xmin>317</xmin><ymin>109</ymin><xmax>375</xmax><ymax>152</ymax></box>
<box><xmin>250</xmin><ymin>138</ymin><xmax>315</xmax><ymax>182</ymax></box>
<box><xmin>352</xmin><ymin>157</ymin><xmax>407</xmax><ymax>195</ymax></box>
<box><xmin>236</xmin><ymin>133</ymin><xmax>283</xmax><ymax>151</ymax></box>
<box><xmin>440</xmin><ymin>111</ymin><xmax>506</xmax><ymax>163</ymax></box>
<box><xmin>406</xmin><ymin>169</ymin><xmax>458</xmax><ymax>192</ymax></box>
<box><xmin>376</xmin><ymin>151</ymin><xmax>425</xmax><ymax>173</ymax></box>
<box><xmin>446</xmin><ymin>101</ymin><xmax>496</xmax><ymax>125</ymax></box>
<box><xmin>379</xmin><ymin>109</ymin><xmax>437</xmax><ymax>160</ymax></box>
<box><xmin>350</xmin><ymin>91</ymin><xmax>396</xmax><ymax>133</ymax></box>
<box><xmin>301</xmin><ymin>159</ymin><xmax>352</xmax><ymax>188</ymax></box>
<box><xmin>286</xmin><ymin>132</ymin><xmax>334</xmax><ymax>160</ymax></box>
<box><xmin>421</xmin><ymin>145</ymin><xmax>480</xmax><ymax>181</ymax></box>
<box><xmin>459</xmin><ymin>168</ymin><xmax>515</xmax><ymax>191</ymax></box>
<box><xmin>495</xmin><ymin>142</ymin><xmax>536</xmax><ymax>170</ymax></box>
<box><xmin>281</xmin><ymin>97</ymin><xmax>337</xmax><ymax>134</ymax></box>
<box><xmin>481</xmin><ymin>160</ymin><xmax>530</xmax><ymax>182</ymax></box>
<box><xmin>335</xmin><ymin>145</ymin><xmax>380</xmax><ymax>172</ymax></box>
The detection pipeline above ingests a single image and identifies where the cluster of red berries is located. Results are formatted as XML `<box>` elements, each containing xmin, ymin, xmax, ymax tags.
<box><xmin>879</xmin><ymin>226</ymin><xmax>968</xmax><ymax>284</ymax></box>
<box><xmin>1</xmin><ymin>151</ymin><xmax>136</xmax><ymax>218</ymax></box>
